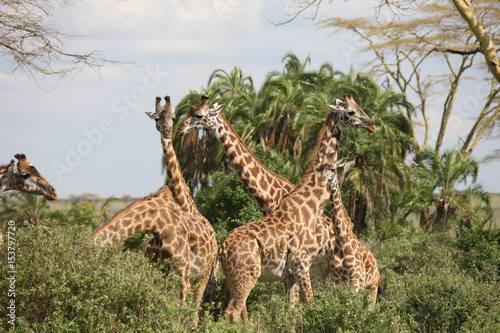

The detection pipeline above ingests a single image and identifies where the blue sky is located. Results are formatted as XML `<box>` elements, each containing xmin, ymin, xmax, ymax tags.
<box><xmin>1</xmin><ymin>0</ymin><xmax>499</xmax><ymax>198</ymax></box>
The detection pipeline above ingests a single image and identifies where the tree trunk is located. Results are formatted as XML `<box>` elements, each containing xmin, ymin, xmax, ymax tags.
<box><xmin>451</xmin><ymin>0</ymin><xmax>500</xmax><ymax>84</ymax></box>
<box><xmin>420</xmin><ymin>207</ymin><xmax>432</xmax><ymax>231</ymax></box>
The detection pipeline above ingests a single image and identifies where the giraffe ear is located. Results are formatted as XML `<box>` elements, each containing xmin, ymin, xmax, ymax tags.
<box><xmin>326</xmin><ymin>104</ymin><xmax>340</xmax><ymax>113</ymax></box>
<box><xmin>209</xmin><ymin>103</ymin><xmax>224</xmax><ymax>116</ymax></box>
<box><xmin>11</xmin><ymin>161</ymin><xmax>20</xmax><ymax>174</ymax></box>
<box><xmin>145</xmin><ymin>111</ymin><xmax>157</xmax><ymax>120</ymax></box>
<box><xmin>327</xmin><ymin>99</ymin><xmax>347</xmax><ymax>112</ymax></box>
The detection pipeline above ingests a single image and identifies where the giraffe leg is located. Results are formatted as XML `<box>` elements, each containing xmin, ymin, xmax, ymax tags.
<box><xmin>241</xmin><ymin>304</ymin><xmax>249</xmax><ymax>322</ymax></box>
<box><xmin>223</xmin><ymin>263</ymin><xmax>260</xmax><ymax>322</ymax></box>
<box><xmin>177</xmin><ymin>266</ymin><xmax>192</xmax><ymax>303</ymax></box>
<box><xmin>289</xmin><ymin>255</ymin><xmax>315</xmax><ymax>304</ymax></box>
<box><xmin>368</xmin><ymin>269</ymin><xmax>380</xmax><ymax>306</ymax></box>
<box><xmin>225</xmin><ymin>269</ymin><xmax>259</xmax><ymax>323</ymax></box>
<box><xmin>192</xmin><ymin>265</ymin><xmax>213</xmax><ymax>308</ymax></box>
<box><xmin>285</xmin><ymin>275</ymin><xmax>300</xmax><ymax>305</ymax></box>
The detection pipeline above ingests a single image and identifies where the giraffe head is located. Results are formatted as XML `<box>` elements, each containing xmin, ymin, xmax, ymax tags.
<box><xmin>327</xmin><ymin>93</ymin><xmax>376</xmax><ymax>133</ymax></box>
<box><xmin>318</xmin><ymin>94</ymin><xmax>376</xmax><ymax>186</ymax></box>
<box><xmin>175</xmin><ymin>95</ymin><xmax>224</xmax><ymax>136</ymax></box>
<box><xmin>146</xmin><ymin>96</ymin><xmax>176</xmax><ymax>139</ymax></box>
<box><xmin>0</xmin><ymin>154</ymin><xmax>58</xmax><ymax>200</ymax></box>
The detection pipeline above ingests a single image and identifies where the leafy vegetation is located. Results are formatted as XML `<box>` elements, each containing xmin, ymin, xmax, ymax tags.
<box><xmin>1</xmin><ymin>215</ymin><xmax>499</xmax><ymax>332</ymax></box>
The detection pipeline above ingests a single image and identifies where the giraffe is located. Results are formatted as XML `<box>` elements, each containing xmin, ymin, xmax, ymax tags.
<box><xmin>0</xmin><ymin>153</ymin><xmax>58</xmax><ymax>246</ymax></box>
<box><xmin>326</xmin><ymin>160</ymin><xmax>380</xmax><ymax>303</ymax></box>
<box><xmin>0</xmin><ymin>153</ymin><xmax>57</xmax><ymax>201</ymax></box>
<box><xmin>144</xmin><ymin>95</ymin><xmax>218</xmax><ymax>312</ymax></box>
<box><xmin>175</xmin><ymin>94</ymin><xmax>367</xmax><ymax>306</ymax></box>
<box><xmin>93</xmin><ymin>186</ymin><xmax>216</xmax><ymax>305</ymax></box>
<box><xmin>214</xmin><ymin>97</ymin><xmax>376</xmax><ymax>322</ymax></box>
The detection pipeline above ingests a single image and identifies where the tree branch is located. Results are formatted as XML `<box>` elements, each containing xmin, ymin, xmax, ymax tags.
<box><xmin>450</xmin><ymin>0</ymin><xmax>500</xmax><ymax>83</ymax></box>
<box><xmin>430</xmin><ymin>46</ymin><xmax>484</xmax><ymax>56</ymax></box>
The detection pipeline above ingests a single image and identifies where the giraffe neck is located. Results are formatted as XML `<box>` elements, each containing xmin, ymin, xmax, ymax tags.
<box><xmin>329</xmin><ymin>173</ymin><xmax>351</xmax><ymax>245</ymax></box>
<box><xmin>214</xmin><ymin>114</ymin><xmax>293</xmax><ymax>214</ymax></box>
<box><xmin>93</xmin><ymin>188</ymin><xmax>170</xmax><ymax>245</ymax></box>
<box><xmin>279</xmin><ymin>111</ymin><xmax>342</xmax><ymax>230</ymax></box>
<box><xmin>161</xmin><ymin>136</ymin><xmax>200</xmax><ymax>217</ymax></box>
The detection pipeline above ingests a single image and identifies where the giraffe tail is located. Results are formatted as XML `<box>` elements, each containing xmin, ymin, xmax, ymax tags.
<box><xmin>201</xmin><ymin>250</ymin><xmax>220</xmax><ymax>304</ymax></box>
<box><xmin>376</xmin><ymin>278</ymin><xmax>387</xmax><ymax>302</ymax></box>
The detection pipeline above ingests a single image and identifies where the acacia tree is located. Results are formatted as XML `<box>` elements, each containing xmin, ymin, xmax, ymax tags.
<box><xmin>287</xmin><ymin>1</ymin><xmax>500</xmax><ymax>158</ymax></box>
<box><xmin>1</xmin><ymin>0</ymin><xmax>114</xmax><ymax>79</ymax></box>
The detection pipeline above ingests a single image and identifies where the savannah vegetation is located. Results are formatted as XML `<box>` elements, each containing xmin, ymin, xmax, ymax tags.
<box><xmin>1</xmin><ymin>0</ymin><xmax>500</xmax><ymax>331</ymax></box>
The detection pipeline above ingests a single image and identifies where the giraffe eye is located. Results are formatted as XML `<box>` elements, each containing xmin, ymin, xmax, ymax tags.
<box><xmin>21</xmin><ymin>173</ymin><xmax>30</xmax><ymax>179</ymax></box>
<box><xmin>348</xmin><ymin>111</ymin><xmax>355</xmax><ymax>116</ymax></box>
<box><xmin>195</xmin><ymin>114</ymin><xmax>204</xmax><ymax>119</ymax></box>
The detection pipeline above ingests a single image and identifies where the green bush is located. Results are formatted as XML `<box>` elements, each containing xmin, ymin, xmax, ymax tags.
<box><xmin>0</xmin><ymin>220</ymin><xmax>197</xmax><ymax>331</ymax></box>
<box><xmin>2</xmin><ymin>214</ymin><xmax>499</xmax><ymax>332</ymax></box>
<box><xmin>389</xmin><ymin>271</ymin><xmax>500</xmax><ymax>332</ymax></box>
<box><xmin>374</xmin><ymin>231</ymin><xmax>459</xmax><ymax>276</ymax></box>
<box><xmin>195</xmin><ymin>170</ymin><xmax>261</xmax><ymax>240</ymax></box>
<box><xmin>454</xmin><ymin>228</ymin><xmax>500</xmax><ymax>282</ymax></box>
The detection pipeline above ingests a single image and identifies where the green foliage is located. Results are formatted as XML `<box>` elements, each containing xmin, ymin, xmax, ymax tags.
<box><xmin>390</xmin><ymin>271</ymin><xmax>500</xmax><ymax>332</ymax></box>
<box><xmin>0</xmin><ymin>193</ymin><xmax>50</xmax><ymax>226</ymax></box>
<box><xmin>1</xmin><ymin>219</ymin><xmax>499</xmax><ymax>331</ymax></box>
<box><xmin>374</xmin><ymin>232</ymin><xmax>459</xmax><ymax>275</ymax></box>
<box><xmin>194</xmin><ymin>170</ymin><xmax>261</xmax><ymax>243</ymax></box>
<box><xmin>55</xmin><ymin>196</ymin><xmax>118</xmax><ymax>229</ymax></box>
<box><xmin>411</xmin><ymin>148</ymin><xmax>492</xmax><ymax>230</ymax></box>
<box><xmin>455</xmin><ymin>228</ymin><xmax>500</xmax><ymax>282</ymax></box>
<box><xmin>0</xmin><ymin>220</ymin><xmax>197</xmax><ymax>331</ymax></box>
<box><xmin>252</xmin><ymin>145</ymin><xmax>303</xmax><ymax>185</ymax></box>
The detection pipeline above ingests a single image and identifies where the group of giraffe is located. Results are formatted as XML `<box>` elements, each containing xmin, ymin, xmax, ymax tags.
<box><xmin>1</xmin><ymin>93</ymin><xmax>380</xmax><ymax>324</ymax></box>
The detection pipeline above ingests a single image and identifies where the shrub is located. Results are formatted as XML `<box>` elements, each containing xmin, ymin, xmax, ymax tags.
<box><xmin>390</xmin><ymin>271</ymin><xmax>500</xmax><ymax>332</ymax></box>
<box><xmin>0</xmin><ymin>220</ymin><xmax>197</xmax><ymax>331</ymax></box>
<box><xmin>454</xmin><ymin>228</ymin><xmax>500</xmax><ymax>282</ymax></box>
<box><xmin>195</xmin><ymin>170</ymin><xmax>261</xmax><ymax>240</ymax></box>
<box><xmin>374</xmin><ymin>231</ymin><xmax>459</xmax><ymax>276</ymax></box>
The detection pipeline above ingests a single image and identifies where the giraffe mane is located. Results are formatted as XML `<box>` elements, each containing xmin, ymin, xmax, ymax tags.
<box><xmin>94</xmin><ymin>187</ymin><xmax>173</xmax><ymax>235</ymax></box>
<box><xmin>219</xmin><ymin>114</ymin><xmax>294</xmax><ymax>187</ymax></box>
<box><xmin>284</xmin><ymin>110</ymin><xmax>336</xmax><ymax>197</ymax></box>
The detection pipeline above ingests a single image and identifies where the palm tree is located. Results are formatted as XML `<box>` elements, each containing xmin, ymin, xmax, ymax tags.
<box><xmin>172</xmin><ymin>54</ymin><xmax>415</xmax><ymax>227</ymax></box>
<box><xmin>413</xmin><ymin>147</ymin><xmax>491</xmax><ymax>230</ymax></box>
